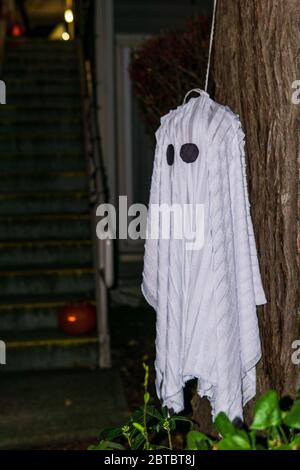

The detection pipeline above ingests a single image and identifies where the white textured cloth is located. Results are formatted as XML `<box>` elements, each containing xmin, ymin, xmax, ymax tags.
<box><xmin>141</xmin><ymin>91</ymin><xmax>267</xmax><ymax>421</ymax></box>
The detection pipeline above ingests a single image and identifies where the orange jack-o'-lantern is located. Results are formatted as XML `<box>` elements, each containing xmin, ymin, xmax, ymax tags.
<box><xmin>11</xmin><ymin>24</ymin><xmax>24</xmax><ymax>37</ymax></box>
<box><xmin>58</xmin><ymin>303</ymin><xmax>97</xmax><ymax>336</ymax></box>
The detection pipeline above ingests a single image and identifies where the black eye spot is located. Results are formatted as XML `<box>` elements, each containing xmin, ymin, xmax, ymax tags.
<box><xmin>166</xmin><ymin>144</ymin><xmax>175</xmax><ymax>166</ymax></box>
<box><xmin>180</xmin><ymin>143</ymin><xmax>199</xmax><ymax>163</ymax></box>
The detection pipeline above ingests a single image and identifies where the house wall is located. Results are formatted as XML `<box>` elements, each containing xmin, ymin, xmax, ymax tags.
<box><xmin>114</xmin><ymin>0</ymin><xmax>211</xmax><ymax>34</ymax></box>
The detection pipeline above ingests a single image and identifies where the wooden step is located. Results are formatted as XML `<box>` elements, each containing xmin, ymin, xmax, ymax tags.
<box><xmin>0</xmin><ymin>152</ymin><xmax>86</xmax><ymax>172</ymax></box>
<box><xmin>0</xmin><ymin>191</ymin><xmax>89</xmax><ymax>215</ymax></box>
<box><xmin>1</xmin><ymin>329</ymin><xmax>98</xmax><ymax>371</ymax></box>
<box><xmin>0</xmin><ymin>171</ymin><xmax>87</xmax><ymax>192</ymax></box>
<box><xmin>0</xmin><ymin>239</ymin><xmax>93</xmax><ymax>269</ymax></box>
<box><xmin>0</xmin><ymin>267</ymin><xmax>95</xmax><ymax>298</ymax></box>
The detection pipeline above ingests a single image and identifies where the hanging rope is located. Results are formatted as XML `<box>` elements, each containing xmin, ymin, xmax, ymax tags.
<box><xmin>182</xmin><ymin>0</ymin><xmax>218</xmax><ymax>104</ymax></box>
<box><xmin>204</xmin><ymin>0</ymin><xmax>218</xmax><ymax>93</ymax></box>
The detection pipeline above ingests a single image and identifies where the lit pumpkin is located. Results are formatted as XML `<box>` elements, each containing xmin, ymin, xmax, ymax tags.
<box><xmin>11</xmin><ymin>23</ymin><xmax>25</xmax><ymax>37</ymax></box>
<box><xmin>58</xmin><ymin>303</ymin><xmax>97</xmax><ymax>336</ymax></box>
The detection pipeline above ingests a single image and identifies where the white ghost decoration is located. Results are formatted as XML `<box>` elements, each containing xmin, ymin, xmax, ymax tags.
<box><xmin>142</xmin><ymin>90</ymin><xmax>267</xmax><ymax>421</ymax></box>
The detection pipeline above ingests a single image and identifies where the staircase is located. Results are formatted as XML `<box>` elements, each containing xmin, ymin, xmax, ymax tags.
<box><xmin>0</xmin><ymin>39</ymin><xmax>98</xmax><ymax>371</ymax></box>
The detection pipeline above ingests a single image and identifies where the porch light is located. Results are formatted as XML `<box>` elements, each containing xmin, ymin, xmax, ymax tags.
<box><xmin>64</xmin><ymin>9</ymin><xmax>74</xmax><ymax>23</ymax></box>
<box><xmin>62</xmin><ymin>31</ymin><xmax>70</xmax><ymax>41</ymax></box>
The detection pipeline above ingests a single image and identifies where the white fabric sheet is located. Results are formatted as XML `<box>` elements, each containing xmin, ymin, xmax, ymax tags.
<box><xmin>142</xmin><ymin>91</ymin><xmax>267</xmax><ymax>420</ymax></box>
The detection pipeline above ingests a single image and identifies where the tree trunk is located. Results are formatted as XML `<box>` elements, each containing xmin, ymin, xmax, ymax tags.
<box><xmin>192</xmin><ymin>0</ymin><xmax>300</xmax><ymax>431</ymax></box>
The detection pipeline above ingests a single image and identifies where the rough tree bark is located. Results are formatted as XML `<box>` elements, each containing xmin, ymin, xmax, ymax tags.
<box><xmin>192</xmin><ymin>0</ymin><xmax>300</xmax><ymax>432</ymax></box>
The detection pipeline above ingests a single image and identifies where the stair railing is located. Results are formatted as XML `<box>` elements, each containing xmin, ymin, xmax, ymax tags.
<box><xmin>79</xmin><ymin>48</ymin><xmax>114</xmax><ymax>369</ymax></box>
<box><xmin>0</xmin><ymin>0</ymin><xmax>12</xmax><ymax>66</ymax></box>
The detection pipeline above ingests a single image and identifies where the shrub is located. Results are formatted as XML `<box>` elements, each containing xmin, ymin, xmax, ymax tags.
<box><xmin>89</xmin><ymin>364</ymin><xmax>300</xmax><ymax>451</ymax></box>
<box><xmin>129</xmin><ymin>16</ymin><xmax>210</xmax><ymax>135</ymax></box>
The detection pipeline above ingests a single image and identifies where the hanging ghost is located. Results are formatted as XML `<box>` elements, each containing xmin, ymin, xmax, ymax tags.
<box><xmin>142</xmin><ymin>90</ymin><xmax>267</xmax><ymax>421</ymax></box>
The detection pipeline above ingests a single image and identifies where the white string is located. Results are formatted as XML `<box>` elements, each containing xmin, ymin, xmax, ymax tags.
<box><xmin>204</xmin><ymin>0</ymin><xmax>218</xmax><ymax>93</ymax></box>
<box><xmin>183</xmin><ymin>87</ymin><xmax>204</xmax><ymax>104</ymax></box>
<box><xmin>182</xmin><ymin>0</ymin><xmax>218</xmax><ymax>104</ymax></box>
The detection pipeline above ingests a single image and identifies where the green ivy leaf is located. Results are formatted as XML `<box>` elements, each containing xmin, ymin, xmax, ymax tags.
<box><xmin>214</xmin><ymin>412</ymin><xmax>237</xmax><ymax>437</ymax></box>
<box><xmin>146</xmin><ymin>406</ymin><xmax>162</xmax><ymax>421</ymax></box>
<box><xmin>165</xmin><ymin>417</ymin><xmax>175</xmax><ymax>431</ymax></box>
<box><xmin>289</xmin><ymin>435</ymin><xmax>300</xmax><ymax>450</ymax></box>
<box><xmin>218</xmin><ymin>433</ymin><xmax>251</xmax><ymax>450</ymax></box>
<box><xmin>186</xmin><ymin>431</ymin><xmax>213</xmax><ymax>450</ymax></box>
<box><xmin>283</xmin><ymin>399</ymin><xmax>300</xmax><ymax>429</ymax></box>
<box><xmin>251</xmin><ymin>390</ymin><xmax>281</xmax><ymax>430</ymax></box>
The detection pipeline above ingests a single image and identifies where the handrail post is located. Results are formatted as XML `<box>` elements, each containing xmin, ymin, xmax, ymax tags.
<box><xmin>94</xmin><ymin>215</ymin><xmax>112</xmax><ymax>369</ymax></box>
<box><xmin>79</xmin><ymin>42</ymin><xmax>113</xmax><ymax>369</ymax></box>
